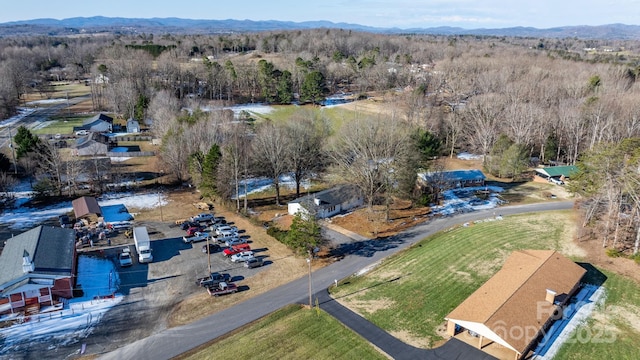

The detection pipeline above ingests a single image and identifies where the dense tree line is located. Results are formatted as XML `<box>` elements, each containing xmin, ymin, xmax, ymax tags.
<box><xmin>2</xmin><ymin>29</ymin><xmax>640</xmax><ymax>251</ymax></box>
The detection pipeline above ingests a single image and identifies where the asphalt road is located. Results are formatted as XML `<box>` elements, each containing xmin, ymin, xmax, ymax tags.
<box><xmin>98</xmin><ymin>201</ymin><xmax>574</xmax><ymax>360</ymax></box>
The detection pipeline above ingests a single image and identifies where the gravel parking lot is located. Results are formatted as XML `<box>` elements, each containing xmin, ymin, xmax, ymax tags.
<box><xmin>70</xmin><ymin>217</ymin><xmax>273</xmax><ymax>357</ymax></box>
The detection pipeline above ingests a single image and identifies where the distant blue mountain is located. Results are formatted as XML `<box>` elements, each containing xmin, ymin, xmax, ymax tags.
<box><xmin>1</xmin><ymin>17</ymin><xmax>639</xmax><ymax>39</ymax></box>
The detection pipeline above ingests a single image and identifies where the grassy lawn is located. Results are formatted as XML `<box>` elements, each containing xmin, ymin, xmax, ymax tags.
<box><xmin>30</xmin><ymin>116</ymin><xmax>88</xmax><ymax>135</ymax></box>
<box><xmin>251</xmin><ymin>104</ymin><xmax>364</xmax><ymax>133</ymax></box>
<box><xmin>178</xmin><ymin>304</ymin><xmax>387</xmax><ymax>360</ymax></box>
<box><xmin>328</xmin><ymin>210</ymin><xmax>640</xmax><ymax>358</ymax></box>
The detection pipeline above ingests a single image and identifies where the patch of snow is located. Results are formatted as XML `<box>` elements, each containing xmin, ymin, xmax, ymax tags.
<box><xmin>232</xmin><ymin>173</ymin><xmax>311</xmax><ymax>199</ymax></box>
<box><xmin>430</xmin><ymin>185</ymin><xmax>504</xmax><ymax>216</ymax></box>
<box><xmin>356</xmin><ymin>261</ymin><xmax>381</xmax><ymax>276</ymax></box>
<box><xmin>0</xmin><ymin>108</ymin><xmax>36</xmax><ymax>127</ymax></box>
<box><xmin>456</xmin><ymin>152</ymin><xmax>484</xmax><ymax>161</ymax></box>
<box><xmin>25</xmin><ymin>98</ymin><xmax>67</xmax><ymax>105</ymax></box>
<box><xmin>0</xmin><ymin>184</ymin><xmax>167</xmax><ymax>230</ymax></box>
<box><xmin>533</xmin><ymin>285</ymin><xmax>607</xmax><ymax>360</ymax></box>
<box><xmin>0</xmin><ymin>255</ymin><xmax>123</xmax><ymax>356</ymax></box>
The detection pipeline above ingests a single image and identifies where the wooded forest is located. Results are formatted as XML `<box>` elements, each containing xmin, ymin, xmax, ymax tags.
<box><xmin>2</xmin><ymin>29</ymin><xmax>640</xmax><ymax>256</ymax></box>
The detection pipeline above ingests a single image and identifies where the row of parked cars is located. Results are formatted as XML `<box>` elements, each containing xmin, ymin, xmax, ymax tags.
<box><xmin>184</xmin><ymin>213</ymin><xmax>264</xmax><ymax>268</ymax></box>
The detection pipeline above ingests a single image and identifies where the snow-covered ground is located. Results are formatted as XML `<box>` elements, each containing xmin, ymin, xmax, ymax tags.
<box><xmin>0</xmin><ymin>182</ymin><xmax>167</xmax><ymax>356</ymax></box>
<box><xmin>232</xmin><ymin>173</ymin><xmax>311</xmax><ymax>199</ymax></box>
<box><xmin>0</xmin><ymin>108</ymin><xmax>36</xmax><ymax>128</ymax></box>
<box><xmin>0</xmin><ymin>255</ymin><xmax>123</xmax><ymax>356</ymax></box>
<box><xmin>0</xmin><ymin>187</ymin><xmax>167</xmax><ymax>230</ymax></box>
<box><xmin>456</xmin><ymin>152</ymin><xmax>484</xmax><ymax>161</ymax></box>
<box><xmin>430</xmin><ymin>185</ymin><xmax>505</xmax><ymax>216</ymax></box>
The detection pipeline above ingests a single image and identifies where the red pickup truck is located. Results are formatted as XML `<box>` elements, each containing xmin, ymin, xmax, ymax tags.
<box><xmin>223</xmin><ymin>243</ymin><xmax>251</xmax><ymax>257</ymax></box>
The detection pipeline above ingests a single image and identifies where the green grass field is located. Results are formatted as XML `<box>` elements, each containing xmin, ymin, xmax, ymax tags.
<box><xmin>249</xmin><ymin>104</ymin><xmax>366</xmax><ymax>133</ymax></box>
<box><xmin>328</xmin><ymin>210</ymin><xmax>640</xmax><ymax>358</ymax></box>
<box><xmin>30</xmin><ymin>116</ymin><xmax>87</xmax><ymax>135</ymax></box>
<box><xmin>179</xmin><ymin>304</ymin><xmax>387</xmax><ymax>360</ymax></box>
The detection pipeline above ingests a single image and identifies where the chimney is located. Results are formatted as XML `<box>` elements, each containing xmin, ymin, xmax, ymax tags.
<box><xmin>22</xmin><ymin>250</ymin><xmax>35</xmax><ymax>273</ymax></box>
<box><xmin>314</xmin><ymin>198</ymin><xmax>321</xmax><ymax>206</ymax></box>
<box><xmin>545</xmin><ymin>289</ymin><xmax>557</xmax><ymax>304</ymax></box>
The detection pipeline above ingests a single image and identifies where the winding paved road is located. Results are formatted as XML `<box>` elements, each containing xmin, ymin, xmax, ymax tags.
<box><xmin>99</xmin><ymin>201</ymin><xmax>574</xmax><ymax>360</ymax></box>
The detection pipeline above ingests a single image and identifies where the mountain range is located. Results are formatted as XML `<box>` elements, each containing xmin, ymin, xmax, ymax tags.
<box><xmin>1</xmin><ymin>16</ymin><xmax>639</xmax><ymax>40</ymax></box>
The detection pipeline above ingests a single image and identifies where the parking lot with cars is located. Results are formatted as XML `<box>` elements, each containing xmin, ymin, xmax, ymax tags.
<box><xmin>76</xmin><ymin>212</ymin><xmax>278</xmax><ymax>355</ymax></box>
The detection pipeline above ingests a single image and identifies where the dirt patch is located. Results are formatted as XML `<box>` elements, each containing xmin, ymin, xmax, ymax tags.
<box><xmin>466</xmin><ymin>250</ymin><xmax>510</xmax><ymax>277</ymax></box>
<box><xmin>336</xmin><ymin>296</ymin><xmax>396</xmax><ymax>316</ymax></box>
<box><xmin>390</xmin><ymin>329</ymin><xmax>433</xmax><ymax>349</ymax></box>
<box><xmin>605</xmin><ymin>304</ymin><xmax>640</xmax><ymax>333</ymax></box>
<box><xmin>330</xmin><ymin>204</ymin><xmax>431</xmax><ymax>239</ymax></box>
<box><xmin>575</xmin><ymin>229</ymin><xmax>640</xmax><ymax>284</ymax></box>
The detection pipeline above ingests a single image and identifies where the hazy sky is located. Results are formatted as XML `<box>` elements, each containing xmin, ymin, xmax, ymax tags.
<box><xmin>2</xmin><ymin>0</ymin><xmax>639</xmax><ymax>29</ymax></box>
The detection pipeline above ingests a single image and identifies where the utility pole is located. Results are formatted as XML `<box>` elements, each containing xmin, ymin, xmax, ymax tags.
<box><xmin>158</xmin><ymin>192</ymin><xmax>164</xmax><ymax>222</ymax></box>
<box><xmin>8</xmin><ymin>127</ymin><xmax>17</xmax><ymax>175</ymax></box>
<box><xmin>306</xmin><ymin>257</ymin><xmax>312</xmax><ymax>308</ymax></box>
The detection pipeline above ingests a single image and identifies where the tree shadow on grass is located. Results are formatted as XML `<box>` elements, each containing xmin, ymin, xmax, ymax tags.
<box><xmin>330</xmin><ymin>236</ymin><xmax>404</xmax><ymax>258</ymax></box>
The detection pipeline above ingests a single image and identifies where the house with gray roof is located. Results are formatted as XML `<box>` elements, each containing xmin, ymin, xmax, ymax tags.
<box><xmin>288</xmin><ymin>184</ymin><xmax>363</xmax><ymax>219</ymax></box>
<box><xmin>74</xmin><ymin>132</ymin><xmax>109</xmax><ymax>156</ymax></box>
<box><xmin>418</xmin><ymin>169</ymin><xmax>486</xmax><ymax>191</ymax></box>
<box><xmin>73</xmin><ymin>113</ymin><xmax>113</xmax><ymax>134</ymax></box>
<box><xmin>0</xmin><ymin>226</ymin><xmax>77</xmax><ymax>315</ymax></box>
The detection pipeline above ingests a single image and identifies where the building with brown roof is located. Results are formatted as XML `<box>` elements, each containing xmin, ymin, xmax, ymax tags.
<box><xmin>445</xmin><ymin>250</ymin><xmax>586</xmax><ymax>360</ymax></box>
<box><xmin>72</xmin><ymin>196</ymin><xmax>102</xmax><ymax>221</ymax></box>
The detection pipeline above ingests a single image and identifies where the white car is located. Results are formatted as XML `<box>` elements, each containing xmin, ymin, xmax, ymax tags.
<box><xmin>75</xmin><ymin>130</ymin><xmax>89</xmax><ymax>136</ymax></box>
<box><xmin>548</xmin><ymin>177</ymin><xmax>564</xmax><ymax>185</ymax></box>
<box><xmin>191</xmin><ymin>213</ymin><xmax>214</xmax><ymax>223</ymax></box>
<box><xmin>230</xmin><ymin>251</ymin><xmax>254</xmax><ymax>263</ymax></box>
<box><xmin>215</xmin><ymin>225</ymin><xmax>237</xmax><ymax>236</ymax></box>
<box><xmin>119</xmin><ymin>248</ymin><xmax>132</xmax><ymax>267</ymax></box>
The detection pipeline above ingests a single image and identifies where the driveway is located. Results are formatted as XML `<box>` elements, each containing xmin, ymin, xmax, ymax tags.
<box><xmin>99</xmin><ymin>201</ymin><xmax>574</xmax><ymax>360</ymax></box>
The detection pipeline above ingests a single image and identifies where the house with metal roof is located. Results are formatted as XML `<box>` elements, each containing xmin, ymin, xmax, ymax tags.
<box><xmin>0</xmin><ymin>226</ymin><xmax>77</xmax><ymax>316</ymax></box>
<box><xmin>288</xmin><ymin>184</ymin><xmax>363</xmax><ymax>219</ymax></box>
<box><xmin>419</xmin><ymin>169</ymin><xmax>486</xmax><ymax>190</ymax></box>
<box><xmin>445</xmin><ymin>250</ymin><xmax>586</xmax><ymax>360</ymax></box>
<box><xmin>534</xmin><ymin>165</ymin><xmax>578</xmax><ymax>180</ymax></box>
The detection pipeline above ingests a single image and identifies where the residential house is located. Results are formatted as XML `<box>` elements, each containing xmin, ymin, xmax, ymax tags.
<box><xmin>288</xmin><ymin>184</ymin><xmax>363</xmax><ymax>219</ymax></box>
<box><xmin>74</xmin><ymin>132</ymin><xmax>109</xmax><ymax>156</ymax></box>
<box><xmin>419</xmin><ymin>169</ymin><xmax>486</xmax><ymax>191</ymax></box>
<box><xmin>534</xmin><ymin>165</ymin><xmax>578</xmax><ymax>183</ymax></box>
<box><xmin>73</xmin><ymin>113</ymin><xmax>113</xmax><ymax>134</ymax></box>
<box><xmin>0</xmin><ymin>226</ymin><xmax>78</xmax><ymax>315</ymax></box>
<box><xmin>445</xmin><ymin>250</ymin><xmax>586</xmax><ymax>360</ymax></box>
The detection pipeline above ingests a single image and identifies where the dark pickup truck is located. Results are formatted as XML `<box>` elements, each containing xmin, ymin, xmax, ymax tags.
<box><xmin>196</xmin><ymin>272</ymin><xmax>231</xmax><ymax>287</ymax></box>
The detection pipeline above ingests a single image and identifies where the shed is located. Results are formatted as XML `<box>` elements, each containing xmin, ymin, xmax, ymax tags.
<box><xmin>288</xmin><ymin>184</ymin><xmax>363</xmax><ymax>219</ymax></box>
<box><xmin>72</xmin><ymin>196</ymin><xmax>102</xmax><ymax>220</ymax></box>
<box><xmin>126</xmin><ymin>118</ymin><xmax>140</xmax><ymax>133</ymax></box>
<box><xmin>0</xmin><ymin>226</ymin><xmax>77</xmax><ymax>315</ymax></box>
<box><xmin>445</xmin><ymin>250</ymin><xmax>586</xmax><ymax>360</ymax></box>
